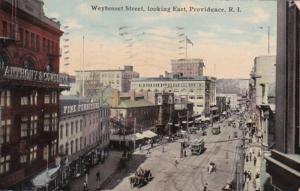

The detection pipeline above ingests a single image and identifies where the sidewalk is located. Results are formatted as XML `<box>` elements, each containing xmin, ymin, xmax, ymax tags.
<box><xmin>70</xmin><ymin>151</ymin><xmax>122</xmax><ymax>191</ymax></box>
<box><xmin>243</xmin><ymin>136</ymin><xmax>262</xmax><ymax>191</ymax></box>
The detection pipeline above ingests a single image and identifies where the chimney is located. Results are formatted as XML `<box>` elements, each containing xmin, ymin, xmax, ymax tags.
<box><xmin>130</xmin><ymin>90</ymin><xmax>136</xmax><ymax>101</ymax></box>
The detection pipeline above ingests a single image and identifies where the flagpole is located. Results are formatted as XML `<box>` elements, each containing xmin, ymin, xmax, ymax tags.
<box><xmin>185</xmin><ymin>36</ymin><xmax>187</xmax><ymax>58</ymax></box>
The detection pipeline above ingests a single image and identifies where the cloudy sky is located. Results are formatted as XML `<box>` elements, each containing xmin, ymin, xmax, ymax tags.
<box><xmin>43</xmin><ymin>0</ymin><xmax>277</xmax><ymax>78</ymax></box>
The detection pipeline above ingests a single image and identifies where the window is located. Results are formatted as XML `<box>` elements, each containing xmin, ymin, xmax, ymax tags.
<box><xmin>70</xmin><ymin>140</ymin><xmax>74</xmax><ymax>154</ymax></box>
<box><xmin>0</xmin><ymin>119</ymin><xmax>11</xmax><ymax>144</ymax></box>
<box><xmin>30</xmin><ymin>91</ymin><xmax>38</xmax><ymax>105</ymax></box>
<box><xmin>31</xmin><ymin>33</ymin><xmax>35</xmax><ymax>49</ymax></box>
<box><xmin>30</xmin><ymin>146</ymin><xmax>37</xmax><ymax>161</ymax></box>
<box><xmin>0</xmin><ymin>90</ymin><xmax>11</xmax><ymax>107</ymax></box>
<box><xmin>52</xmin><ymin>113</ymin><xmax>58</xmax><ymax>131</ymax></box>
<box><xmin>75</xmin><ymin>121</ymin><xmax>78</xmax><ymax>133</ymax></box>
<box><xmin>44</xmin><ymin>114</ymin><xmax>50</xmax><ymax>131</ymax></box>
<box><xmin>20</xmin><ymin>154</ymin><xmax>27</xmax><ymax>164</ymax></box>
<box><xmin>0</xmin><ymin>155</ymin><xmax>10</xmax><ymax>174</ymax></box>
<box><xmin>21</xmin><ymin>95</ymin><xmax>29</xmax><ymax>105</ymax></box>
<box><xmin>30</xmin><ymin>116</ymin><xmax>38</xmax><ymax>136</ymax></box>
<box><xmin>75</xmin><ymin>138</ymin><xmax>78</xmax><ymax>152</ymax></box>
<box><xmin>2</xmin><ymin>21</ymin><xmax>7</xmax><ymax>37</ymax></box>
<box><xmin>60</xmin><ymin>124</ymin><xmax>63</xmax><ymax>139</ymax></box>
<box><xmin>21</xmin><ymin>117</ymin><xmax>28</xmax><ymax>138</ymax></box>
<box><xmin>71</xmin><ymin>122</ymin><xmax>74</xmax><ymax>135</ymax></box>
<box><xmin>44</xmin><ymin>94</ymin><xmax>50</xmax><ymax>104</ymax></box>
<box><xmin>43</xmin><ymin>145</ymin><xmax>49</xmax><ymax>160</ymax></box>
<box><xmin>25</xmin><ymin>31</ymin><xmax>29</xmax><ymax>47</ymax></box>
<box><xmin>36</xmin><ymin>35</ymin><xmax>40</xmax><ymax>51</ymax></box>
<box><xmin>23</xmin><ymin>59</ymin><xmax>35</xmax><ymax>69</ymax></box>
<box><xmin>51</xmin><ymin>140</ymin><xmax>57</xmax><ymax>157</ymax></box>
<box><xmin>51</xmin><ymin>91</ymin><xmax>57</xmax><ymax>104</ymax></box>
<box><xmin>43</xmin><ymin>38</ymin><xmax>46</xmax><ymax>50</ymax></box>
<box><xmin>80</xmin><ymin>120</ymin><xmax>83</xmax><ymax>131</ymax></box>
<box><xmin>65</xmin><ymin>142</ymin><xmax>69</xmax><ymax>155</ymax></box>
<box><xmin>65</xmin><ymin>123</ymin><xmax>69</xmax><ymax>137</ymax></box>
<box><xmin>47</xmin><ymin>39</ymin><xmax>50</xmax><ymax>52</ymax></box>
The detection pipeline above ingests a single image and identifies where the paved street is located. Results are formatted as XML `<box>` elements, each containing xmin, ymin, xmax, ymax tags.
<box><xmin>102</xmin><ymin>115</ymin><xmax>244</xmax><ymax>191</ymax></box>
<box><xmin>70</xmin><ymin>151</ymin><xmax>122</xmax><ymax>191</ymax></box>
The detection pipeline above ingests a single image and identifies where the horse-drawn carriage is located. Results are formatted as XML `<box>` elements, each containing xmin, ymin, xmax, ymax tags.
<box><xmin>129</xmin><ymin>168</ymin><xmax>153</xmax><ymax>188</ymax></box>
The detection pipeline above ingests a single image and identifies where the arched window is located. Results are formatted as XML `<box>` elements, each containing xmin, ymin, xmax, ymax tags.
<box><xmin>0</xmin><ymin>53</ymin><xmax>8</xmax><ymax>70</ymax></box>
<box><xmin>23</xmin><ymin>58</ymin><xmax>35</xmax><ymax>69</ymax></box>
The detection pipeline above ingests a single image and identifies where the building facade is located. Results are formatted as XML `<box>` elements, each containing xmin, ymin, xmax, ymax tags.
<box><xmin>74</xmin><ymin>65</ymin><xmax>139</xmax><ymax>99</ymax></box>
<box><xmin>171</xmin><ymin>58</ymin><xmax>205</xmax><ymax>77</ymax></box>
<box><xmin>110</xmin><ymin>91</ymin><xmax>159</xmax><ymax>134</ymax></box>
<box><xmin>0</xmin><ymin>0</ymin><xmax>69</xmax><ymax>189</ymax></box>
<box><xmin>130</xmin><ymin>76</ymin><xmax>216</xmax><ymax>116</ymax></box>
<box><xmin>216</xmin><ymin>78</ymin><xmax>250</xmax><ymax>96</ymax></box>
<box><xmin>265</xmin><ymin>1</ymin><xmax>300</xmax><ymax>190</ymax></box>
<box><xmin>59</xmin><ymin>97</ymin><xmax>110</xmax><ymax>161</ymax></box>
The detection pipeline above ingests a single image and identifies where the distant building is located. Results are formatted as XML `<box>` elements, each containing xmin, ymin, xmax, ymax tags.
<box><xmin>217</xmin><ymin>93</ymin><xmax>239</xmax><ymax>110</ymax></box>
<box><xmin>130</xmin><ymin>76</ymin><xmax>216</xmax><ymax>116</ymax></box>
<box><xmin>216</xmin><ymin>79</ymin><xmax>250</xmax><ymax>96</ymax></box>
<box><xmin>265</xmin><ymin>1</ymin><xmax>300</xmax><ymax>190</ymax></box>
<box><xmin>74</xmin><ymin>65</ymin><xmax>139</xmax><ymax>99</ymax></box>
<box><xmin>110</xmin><ymin>91</ymin><xmax>159</xmax><ymax>134</ymax></box>
<box><xmin>171</xmin><ymin>58</ymin><xmax>205</xmax><ymax>77</ymax></box>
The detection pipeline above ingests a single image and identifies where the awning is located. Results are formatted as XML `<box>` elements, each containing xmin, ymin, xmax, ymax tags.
<box><xmin>32</xmin><ymin>166</ymin><xmax>60</xmax><ymax>187</ymax></box>
<box><xmin>142</xmin><ymin>130</ymin><xmax>157</xmax><ymax>138</ymax></box>
<box><xmin>210</xmin><ymin>106</ymin><xmax>218</xmax><ymax>111</ymax></box>
<box><xmin>195</xmin><ymin>117</ymin><xmax>202</xmax><ymax>121</ymax></box>
<box><xmin>295</xmin><ymin>1</ymin><xmax>300</xmax><ymax>10</ymax></box>
<box><xmin>182</xmin><ymin>121</ymin><xmax>187</xmax><ymax>123</ymax></box>
<box><xmin>222</xmin><ymin>111</ymin><xmax>227</xmax><ymax>115</ymax></box>
<box><xmin>110</xmin><ymin>133</ymin><xmax>145</xmax><ymax>141</ymax></box>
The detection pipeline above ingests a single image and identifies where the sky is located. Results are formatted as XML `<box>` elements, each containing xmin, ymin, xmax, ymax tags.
<box><xmin>43</xmin><ymin>0</ymin><xmax>277</xmax><ymax>78</ymax></box>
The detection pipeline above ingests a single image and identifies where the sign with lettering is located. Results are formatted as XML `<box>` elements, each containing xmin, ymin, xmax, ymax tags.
<box><xmin>63</xmin><ymin>102</ymin><xmax>101</xmax><ymax>114</ymax></box>
<box><xmin>0</xmin><ymin>66</ymin><xmax>70</xmax><ymax>85</ymax></box>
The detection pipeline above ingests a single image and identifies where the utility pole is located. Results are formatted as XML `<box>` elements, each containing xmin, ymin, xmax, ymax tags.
<box><xmin>133</xmin><ymin>117</ymin><xmax>136</xmax><ymax>151</ymax></box>
<box><xmin>82</xmin><ymin>35</ymin><xmax>85</xmax><ymax>97</ymax></box>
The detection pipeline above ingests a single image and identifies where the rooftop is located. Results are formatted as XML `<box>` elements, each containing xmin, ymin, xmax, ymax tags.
<box><xmin>114</xmin><ymin>99</ymin><xmax>155</xmax><ymax>108</ymax></box>
<box><xmin>132</xmin><ymin>76</ymin><xmax>216</xmax><ymax>82</ymax></box>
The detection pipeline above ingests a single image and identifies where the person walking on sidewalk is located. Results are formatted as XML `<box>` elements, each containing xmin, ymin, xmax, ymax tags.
<box><xmin>249</xmin><ymin>152</ymin><xmax>252</xmax><ymax>161</ymax></box>
<box><xmin>96</xmin><ymin>170</ymin><xmax>100</xmax><ymax>182</ymax></box>
<box><xmin>254</xmin><ymin>156</ymin><xmax>257</xmax><ymax>166</ymax></box>
<box><xmin>203</xmin><ymin>183</ymin><xmax>208</xmax><ymax>191</ymax></box>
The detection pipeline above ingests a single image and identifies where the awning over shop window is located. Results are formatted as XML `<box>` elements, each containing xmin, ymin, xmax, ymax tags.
<box><xmin>32</xmin><ymin>166</ymin><xmax>60</xmax><ymax>187</ymax></box>
<box><xmin>142</xmin><ymin>130</ymin><xmax>158</xmax><ymax>138</ymax></box>
<box><xmin>110</xmin><ymin>133</ymin><xmax>145</xmax><ymax>141</ymax></box>
<box><xmin>295</xmin><ymin>1</ymin><xmax>300</xmax><ymax>10</ymax></box>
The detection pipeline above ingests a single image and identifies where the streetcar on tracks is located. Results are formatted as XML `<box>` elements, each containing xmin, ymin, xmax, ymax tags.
<box><xmin>190</xmin><ymin>139</ymin><xmax>205</xmax><ymax>155</ymax></box>
<box><xmin>211</xmin><ymin>126</ymin><xmax>221</xmax><ymax>135</ymax></box>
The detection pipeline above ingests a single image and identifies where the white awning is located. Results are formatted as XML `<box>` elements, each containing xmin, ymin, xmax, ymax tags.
<box><xmin>142</xmin><ymin>130</ymin><xmax>157</xmax><ymax>138</ymax></box>
<box><xmin>110</xmin><ymin>134</ymin><xmax>145</xmax><ymax>141</ymax></box>
<box><xmin>182</xmin><ymin>121</ymin><xmax>187</xmax><ymax>123</ymax></box>
<box><xmin>295</xmin><ymin>1</ymin><xmax>300</xmax><ymax>10</ymax></box>
<box><xmin>32</xmin><ymin>166</ymin><xmax>60</xmax><ymax>187</ymax></box>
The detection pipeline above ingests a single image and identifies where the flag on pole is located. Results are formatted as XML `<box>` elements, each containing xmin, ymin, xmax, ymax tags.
<box><xmin>186</xmin><ymin>36</ymin><xmax>193</xmax><ymax>46</ymax></box>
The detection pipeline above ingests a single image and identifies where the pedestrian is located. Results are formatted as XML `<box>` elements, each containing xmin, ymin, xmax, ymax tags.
<box><xmin>147</xmin><ymin>148</ymin><xmax>150</xmax><ymax>154</ymax></box>
<box><xmin>174</xmin><ymin>160</ymin><xmax>178</xmax><ymax>167</ymax></box>
<box><xmin>83</xmin><ymin>180</ymin><xmax>88</xmax><ymax>191</ymax></box>
<box><xmin>249</xmin><ymin>152</ymin><xmax>252</xmax><ymax>161</ymax></box>
<box><xmin>244</xmin><ymin>170</ymin><xmax>248</xmax><ymax>182</ymax></box>
<box><xmin>258</xmin><ymin>150</ymin><xmax>261</xmax><ymax>157</ymax></box>
<box><xmin>139</xmin><ymin>144</ymin><xmax>142</xmax><ymax>151</ymax></box>
<box><xmin>184</xmin><ymin>149</ymin><xmax>187</xmax><ymax>157</ymax></box>
<box><xmin>246</xmin><ymin>154</ymin><xmax>249</xmax><ymax>162</ymax></box>
<box><xmin>96</xmin><ymin>170</ymin><xmax>100</xmax><ymax>182</ymax></box>
<box><xmin>248</xmin><ymin>171</ymin><xmax>252</xmax><ymax>181</ymax></box>
<box><xmin>254</xmin><ymin>156</ymin><xmax>257</xmax><ymax>166</ymax></box>
<box><xmin>203</xmin><ymin>183</ymin><xmax>208</xmax><ymax>191</ymax></box>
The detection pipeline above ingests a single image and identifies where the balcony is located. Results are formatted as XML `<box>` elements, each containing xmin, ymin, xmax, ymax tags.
<box><xmin>0</xmin><ymin>65</ymin><xmax>71</xmax><ymax>89</ymax></box>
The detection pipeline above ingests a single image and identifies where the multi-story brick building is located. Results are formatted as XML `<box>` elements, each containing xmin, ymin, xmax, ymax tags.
<box><xmin>0</xmin><ymin>0</ymin><xmax>68</xmax><ymax>189</ymax></box>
